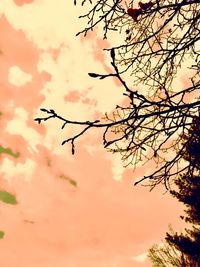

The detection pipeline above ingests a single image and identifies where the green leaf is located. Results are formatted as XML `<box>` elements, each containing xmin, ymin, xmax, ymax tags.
<box><xmin>0</xmin><ymin>231</ymin><xmax>5</xmax><ymax>239</ymax></box>
<box><xmin>0</xmin><ymin>190</ymin><xmax>17</xmax><ymax>205</ymax></box>
<box><xmin>60</xmin><ymin>175</ymin><xmax>77</xmax><ymax>187</ymax></box>
<box><xmin>0</xmin><ymin>146</ymin><xmax>20</xmax><ymax>158</ymax></box>
<box><xmin>68</xmin><ymin>178</ymin><xmax>77</xmax><ymax>187</ymax></box>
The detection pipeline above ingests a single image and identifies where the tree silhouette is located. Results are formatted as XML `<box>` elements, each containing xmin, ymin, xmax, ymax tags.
<box><xmin>148</xmin><ymin>117</ymin><xmax>200</xmax><ymax>265</ymax></box>
<box><xmin>148</xmin><ymin>228</ymin><xmax>190</xmax><ymax>266</ymax></box>
<box><xmin>35</xmin><ymin>0</ymin><xmax>200</xmax><ymax>189</ymax></box>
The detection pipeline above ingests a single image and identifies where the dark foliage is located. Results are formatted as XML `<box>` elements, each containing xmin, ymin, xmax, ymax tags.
<box><xmin>149</xmin><ymin>118</ymin><xmax>200</xmax><ymax>265</ymax></box>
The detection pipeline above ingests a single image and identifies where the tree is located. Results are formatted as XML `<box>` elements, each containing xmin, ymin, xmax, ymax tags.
<box><xmin>148</xmin><ymin>117</ymin><xmax>200</xmax><ymax>266</ymax></box>
<box><xmin>148</xmin><ymin>229</ymin><xmax>190</xmax><ymax>267</ymax></box>
<box><xmin>165</xmin><ymin>117</ymin><xmax>200</xmax><ymax>265</ymax></box>
<box><xmin>35</xmin><ymin>0</ymin><xmax>200</xmax><ymax>189</ymax></box>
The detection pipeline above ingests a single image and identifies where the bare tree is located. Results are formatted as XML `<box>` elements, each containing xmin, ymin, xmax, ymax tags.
<box><xmin>35</xmin><ymin>0</ymin><xmax>200</xmax><ymax>189</ymax></box>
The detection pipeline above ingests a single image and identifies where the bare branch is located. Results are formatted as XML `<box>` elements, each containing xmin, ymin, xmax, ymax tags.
<box><xmin>36</xmin><ymin>0</ymin><xmax>200</xmax><ymax>189</ymax></box>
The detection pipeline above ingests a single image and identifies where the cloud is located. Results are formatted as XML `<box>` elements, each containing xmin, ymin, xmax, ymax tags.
<box><xmin>131</xmin><ymin>252</ymin><xmax>148</xmax><ymax>263</ymax></box>
<box><xmin>6</xmin><ymin>107</ymin><xmax>42</xmax><ymax>153</ymax></box>
<box><xmin>110</xmin><ymin>153</ymin><xmax>125</xmax><ymax>181</ymax></box>
<box><xmin>1</xmin><ymin>157</ymin><xmax>36</xmax><ymax>182</ymax></box>
<box><xmin>8</xmin><ymin>65</ymin><xmax>32</xmax><ymax>86</ymax></box>
<box><xmin>0</xmin><ymin>0</ymin><xmax>82</xmax><ymax>50</ymax></box>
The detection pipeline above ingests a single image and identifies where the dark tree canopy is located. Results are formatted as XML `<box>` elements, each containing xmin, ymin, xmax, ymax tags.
<box><xmin>149</xmin><ymin>119</ymin><xmax>200</xmax><ymax>266</ymax></box>
<box><xmin>165</xmin><ymin>118</ymin><xmax>200</xmax><ymax>265</ymax></box>
<box><xmin>35</xmin><ymin>0</ymin><xmax>200</xmax><ymax>189</ymax></box>
<box><xmin>148</xmin><ymin>229</ymin><xmax>190</xmax><ymax>267</ymax></box>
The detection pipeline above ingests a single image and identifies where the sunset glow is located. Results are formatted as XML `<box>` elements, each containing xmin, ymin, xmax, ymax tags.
<box><xmin>0</xmin><ymin>1</ymin><xmax>189</xmax><ymax>266</ymax></box>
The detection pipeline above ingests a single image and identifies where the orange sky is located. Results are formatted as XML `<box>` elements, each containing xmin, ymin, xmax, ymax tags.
<box><xmin>0</xmin><ymin>1</ymin><xmax>187</xmax><ymax>266</ymax></box>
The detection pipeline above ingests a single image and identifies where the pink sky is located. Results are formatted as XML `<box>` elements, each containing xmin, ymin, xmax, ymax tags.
<box><xmin>0</xmin><ymin>1</ymin><xmax>187</xmax><ymax>266</ymax></box>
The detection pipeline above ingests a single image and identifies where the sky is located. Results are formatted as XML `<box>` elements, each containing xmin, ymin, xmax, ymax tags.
<box><xmin>0</xmin><ymin>1</ymin><xmax>188</xmax><ymax>266</ymax></box>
